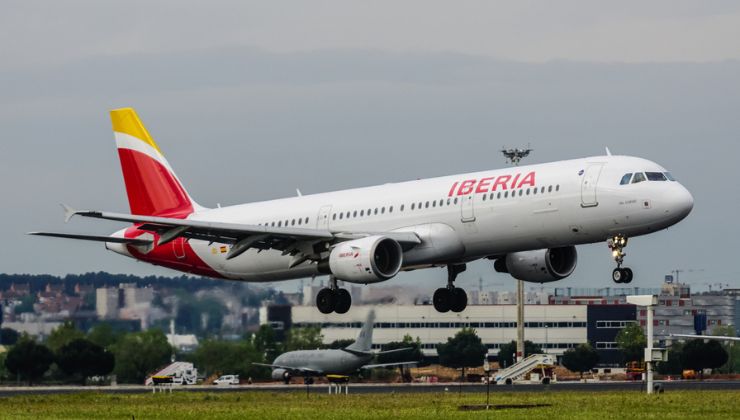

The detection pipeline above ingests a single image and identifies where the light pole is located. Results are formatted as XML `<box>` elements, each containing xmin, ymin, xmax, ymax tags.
<box><xmin>626</xmin><ymin>295</ymin><xmax>668</xmax><ymax>394</ymax></box>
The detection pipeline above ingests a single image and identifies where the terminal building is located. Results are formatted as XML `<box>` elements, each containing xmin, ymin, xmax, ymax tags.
<box><xmin>260</xmin><ymin>280</ymin><xmax>738</xmax><ymax>368</ymax></box>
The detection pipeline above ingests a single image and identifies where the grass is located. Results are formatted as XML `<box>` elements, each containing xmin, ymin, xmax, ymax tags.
<box><xmin>0</xmin><ymin>390</ymin><xmax>737</xmax><ymax>419</ymax></box>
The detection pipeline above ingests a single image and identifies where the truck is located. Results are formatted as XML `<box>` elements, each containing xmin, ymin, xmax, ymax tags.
<box><xmin>145</xmin><ymin>362</ymin><xmax>199</xmax><ymax>386</ymax></box>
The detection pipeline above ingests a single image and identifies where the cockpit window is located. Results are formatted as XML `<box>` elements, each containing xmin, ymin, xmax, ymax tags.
<box><xmin>632</xmin><ymin>172</ymin><xmax>646</xmax><ymax>184</ymax></box>
<box><xmin>645</xmin><ymin>172</ymin><xmax>667</xmax><ymax>181</ymax></box>
<box><xmin>664</xmin><ymin>172</ymin><xmax>676</xmax><ymax>181</ymax></box>
<box><xmin>620</xmin><ymin>173</ymin><xmax>633</xmax><ymax>185</ymax></box>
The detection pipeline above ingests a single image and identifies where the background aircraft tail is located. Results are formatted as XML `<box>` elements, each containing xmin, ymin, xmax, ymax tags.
<box><xmin>345</xmin><ymin>310</ymin><xmax>375</xmax><ymax>353</ymax></box>
<box><xmin>110</xmin><ymin>108</ymin><xmax>201</xmax><ymax>218</ymax></box>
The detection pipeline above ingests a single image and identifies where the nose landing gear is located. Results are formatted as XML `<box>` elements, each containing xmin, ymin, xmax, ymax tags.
<box><xmin>316</xmin><ymin>276</ymin><xmax>352</xmax><ymax>314</ymax></box>
<box><xmin>433</xmin><ymin>264</ymin><xmax>468</xmax><ymax>313</ymax></box>
<box><xmin>608</xmin><ymin>235</ymin><xmax>633</xmax><ymax>284</ymax></box>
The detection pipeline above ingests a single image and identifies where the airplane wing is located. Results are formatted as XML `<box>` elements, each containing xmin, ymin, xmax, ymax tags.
<box><xmin>27</xmin><ymin>232</ymin><xmax>152</xmax><ymax>245</ymax></box>
<box><xmin>360</xmin><ymin>361</ymin><xmax>418</xmax><ymax>370</ymax></box>
<box><xmin>251</xmin><ymin>363</ymin><xmax>324</xmax><ymax>376</ymax></box>
<box><xmin>670</xmin><ymin>334</ymin><xmax>740</xmax><ymax>342</ymax></box>
<box><xmin>33</xmin><ymin>206</ymin><xmax>422</xmax><ymax>264</ymax></box>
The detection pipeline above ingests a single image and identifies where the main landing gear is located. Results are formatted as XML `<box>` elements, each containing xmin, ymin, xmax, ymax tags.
<box><xmin>433</xmin><ymin>264</ymin><xmax>468</xmax><ymax>313</ymax></box>
<box><xmin>316</xmin><ymin>276</ymin><xmax>352</xmax><ymax>314</ymax></box>
<box><xmin>608</xmin><ymin>234</ymin><xmax>633</xmax><ymax>284</ymax></box>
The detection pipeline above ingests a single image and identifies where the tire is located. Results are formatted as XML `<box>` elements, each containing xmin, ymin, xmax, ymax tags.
<box><xmin>542</xmin><ymin>377</ymin><xmax>551</xmax><ymax>385</ymax></box>
<box><xmin>334</xmin><ymin>288</ymin><xmax>352</xmax><ymax>314</ymax></box>
<box><xmin>433</xmin><ymin>288</ymin><xmax>451</xmax><ymax>313</ymax></box>
<box><xmin>612</xmin><ymin>268</ymin><xmax>623</xmax><ymax>283</ymax></box>
<box><xmin>623</xmin><ymin>268</ymin><xmax>633</xmax><ymax>284</ymax></box>
<box><xmin>316</xmin><ymin>288</ymin><xmax>336</xmax><ymax>314</ymax></box>
<box><xmin>450</xmin><ymin>288</ymin><xmax>467</xmax><ymax>313</ymax></box>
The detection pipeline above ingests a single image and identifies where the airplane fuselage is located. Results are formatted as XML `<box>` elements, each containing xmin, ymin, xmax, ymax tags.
<box><xmin>110</xmin><ymin>155</ymin><xmax>693</xmax><ymax>282</ymax></box>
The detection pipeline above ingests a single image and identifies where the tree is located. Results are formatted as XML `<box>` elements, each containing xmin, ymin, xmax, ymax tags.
<box><xmin>497</xmin><ymin>340</ymin><xmax>544</xmax><ymax>369</ymax></box>
<box><xmin>87</xmin><ymin>323</ymin><xmax>122</xmax><ymax>350</ymax></box>
<box><xmin>437</xmin><ymin>328</ymin><xmax>487</xmax><ymax>380</ymax></box>
<box><xmin>56</xmin><ymin>338</ymin><xmax>115</xmax><ymax>384</ymax></box>
<box><xmin>378</xmin><ymin>335</ymin><xmax>424</xmax><ymax>383</ymax></box>
<box><xmin>656</xmin><ymin>342</ymin><xmax>684</xmax><ymax>376</ymax></box>
<box><xmin>327</xmin><ymin>339</ymin><xmax>356</xmax><ymax>349</ymax></box>
<box><xmin>711</xmin><ymin>326</ymin><xmax>739</xmax><ymax>373</ymax></box>
<box><xmin>283</xmin><ymin>326</ymin><xmax>323</xmax><ymax>352</ymax></box>
<box><xmin>561</xmin><ymin>344</ymin><xmax>600</xmax><ymax>379</ymax></box>
<box><xmin>113</xmin><ymin>330</ymin><xmax>172</xmax><ymax>384</ymax></box>
<box><xmin>616</xmin><ymin>323</ymin><xmax>646</xmax><ymax>363</ymax></box>
<box><xmin>0</xmin><ymin>328</ymin><xmax>20</xmax><ymax>345</ymax></box>
<box><xmin>5</xmin><ymin>336</ymin><xmax>54</xmax><ymax>385</ymax></box>
<box><xmin>681</xmin><ymin>339</ymin><xmax>729</xmax><ymax>379</ymax></box>
<box><xmin>46</xmin><ymin>321</ymin><xmax>84</xmax><ymax>352</ymax></box>
<box><xmin>192</xmin><ymin>339</ymin><xmax>267</xmax><ymax>380</ymax></box>
<box><xmin>252</xmin><ymin>324</ymin><xmax>280</xmax><ymax>362</ymax></box>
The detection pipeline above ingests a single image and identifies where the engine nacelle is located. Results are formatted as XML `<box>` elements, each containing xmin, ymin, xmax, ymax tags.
<box><xmin>271</xmin><ymin>368</ymin><xmax>288</xmax><ymax>381</ymax></box>
<box><xmin>328</xmin><ymin>236</ymin><xmax>403</xmax><ymax>284</ymax></box>
<box><xmin>494</xmin><ymin>246</ymin><xmax>578</xmax><ymax>283</ymax></box>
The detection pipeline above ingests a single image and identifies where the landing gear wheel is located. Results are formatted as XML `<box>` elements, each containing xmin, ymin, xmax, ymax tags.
<box><xmin>334</xmin><ymin>288</ymin><xmax>352</xmax><ymax>314</ymax></box>
<box><xmin>283</xmin><ymin>372</ymin><xmax>291</xmax><ymax>385</ymax></box>
<box><xmin>450</xmin><ymin>287</ymin><xmax>467</xmax><ymax>313</ymax></box>
<box><xmin>623</xmin><ymin>268</ymin><xmax>633</xmax><ymax>284</ymax></box>
<box><xmin>316</xmin><ymin>288</ymin><xmax>336</xmax><ymax>314</ymax></box>
<box><xmin>612</xmin><ymin>268</ymin><xmax>624</xmax><ymax>283</ymax></box>
<box><xmin>433</xmin><ymin>288</ymin><xmax>451</xmax><ymax>313</ymax></box>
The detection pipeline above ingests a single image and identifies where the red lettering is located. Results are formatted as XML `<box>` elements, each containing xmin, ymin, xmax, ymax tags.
<box><xmin>517</xmin><ymin>171</ymin><xmax>536</xmax><ymax>188</ymax></box>
<box><xmin>509</xmin><ymin>173</ymin><xmax>521</xmax><ymax>189</ymax></box>
<box><xmin>492</xmin><ymin>175</ymin><xmax>511</xmax><ymax>191</ymax></box>
<box><xmin>476</xmin><ymin>177</ymin><xmax>494</xmax><ymax>193</ymax></box>
<box><xmin>457</xmin><ymin>179</ymin><xmax>476</xmax><ymax>195</ymax></box>
<box><xmin>448</xmin><ymin>181</ymin><xmax>459</xmax><ymax>197</ymax></box>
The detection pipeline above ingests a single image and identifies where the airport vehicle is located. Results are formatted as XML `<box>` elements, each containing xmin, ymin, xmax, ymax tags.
<box><xmin>145</xmin><ymin>362</ymin><xmax>198</xmax><ymax>386</ymax></box>
<box><xmin>213</xmin><ymin>374</ymin><xmax>240</xmax><ymax>385</ymax></box>
<box><xmin>254</xmin><ymin>310</ymin><xmax>415</xmax><ymax>383</ymax></box>
<box><xmin>492</xmin><ymin>353</ymin><xmax>555</xmax><ymax>385</ymax></box>
<box><xmin>31</xmin><ymin>108</ymin><xmax>694</xmax><ymax>314</ymax></box>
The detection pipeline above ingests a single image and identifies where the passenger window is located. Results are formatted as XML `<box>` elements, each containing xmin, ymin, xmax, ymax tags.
<box><xmin>339</xmin><ymin>213</ymin><xmax>343</xmax><ymax>220</ymax></box>
<box><xmin>447</xmin><ymin>198</ymin><xmax>451</xmax><ymax>205</ymax></box>
<box><xmin>498</xmin><ymin>192</ymin><xmax>502</xmax><ymax>199</ymax></box>
<box><xmin>332</xmin><ymin>214</ymin><xmax>336</xmax><ymax>220</ymax></box>
<box><xmin>504</xmin><ymin>191</ymin><xmax>508</xmax><ymax>198</ymax></box>
<box><xmin>411</xmin><ymin>203</ymin><xmax>415</xmax><ymax>210</ymax></box>
<box><xmin>278</xmin><ymin>221</ymin><xmax>282</xmax><ymax>227</ymax></box>
<box><xmin>540</xmin><ymin>187</ymin><xmax>545</xmax><ymax>194</ymax></box>
<box><xmin>360</xmin><ymin>210</ymin><xmax>364</xmax><ymax>217</ymax></box>
<box><xmin>353</xmin><ymin>211</ymin><xmax>357</xmax><ymax>217</ymax></box>
<box><xmin>526</xmin><ymin>188</ymin><xmax>530</xmax><ymax>195</ymax></box>
<box><xmin>453</xmin><ymin>198</ymin><xmax>458</xmax><ymax>205</ymax></box>
<box><xmin>439</xmin><ymin>199</ymin><xmax>444</xmax><ymax>206</ymax></box>
<box><xmin>548</xmin><ymin>186</ymin><xmax>552</xmax><ymax>193</ymax></box>
<box><xmin>305</xmin><ymin>217</ymin><xmax>309</xmax><ymax>224</ymax></box>
<box><xmin>646</xmin><ymin>172</ymin><xmax>667</xmax><ymax>181</ymax></box>
<box><xmin>519</xmin><ymin>190</ymin><xmax>523</xmax><ymax>196</ymax></box>
<box><xmin>482</xmin><ymin>194</ymin><xmax>487</xmax><ymax>201</ymax></box>
<box><xmin>381</xmin><ymin>207</ymin><xmax>385</xmax><ymax>214</ymax></box>
<box><xmin>374</xmin><ymin>208</ymin><xmax>378</xmax><ymax>215</ymax></box>
<box><xmin>389</xmin><ymin>206</ymin><xmax>393</xmax><ymax>213</ymax></box>
<box><xmin>400</xmin><ymin>205</ymin><xmax>404</xmax><ymax>211</ymax></box>
<box><xmin>425</xmin><ymin>202</ymin><xmax>429</xmax><ymax>208</ymax></box>
<box><xmin>632</xmin><ymin>173</ymin><xmax>646</xmax><ymax>184</ymax></box>
<box><xmin>620</xmin><ymin>173</ymin><xmax>633</xmax><ymax>185</ymax></box>
<box><xmin>291</xmin><ymin>219</ymin><xmax>295</xmax><ymax>226</ymax></box>
<box><xmin>556</xmin><ymin>185</ymin><xmax>560</xmax><ymax>191</ymax></box>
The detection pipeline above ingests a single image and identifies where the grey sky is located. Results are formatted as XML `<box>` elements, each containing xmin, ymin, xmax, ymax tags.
<box><xmin>1</xmin><ymin>2</ymin><xmax>738</xmax><ymax>293</ymax></box>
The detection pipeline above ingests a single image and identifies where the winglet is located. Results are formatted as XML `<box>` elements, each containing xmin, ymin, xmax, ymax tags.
<box><xmin>61</xmin><ymin>203</ymin><xmax>77</xmax><ymax>223</ymax></box>
<box><xmin>605</xmin><ymin>147</ymin><xmax>612</xmax><ymax>156</ymax></box>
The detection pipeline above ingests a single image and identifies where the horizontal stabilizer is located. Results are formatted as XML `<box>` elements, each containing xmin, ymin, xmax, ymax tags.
<box><xmin>28</xmin><ymin>232</ymin><xmax>152</xmax><ymax>245</ymax></box>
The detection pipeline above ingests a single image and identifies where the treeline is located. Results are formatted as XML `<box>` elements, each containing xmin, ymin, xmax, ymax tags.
<box><xmin>0</xmin><ymin>272</ymin><xmax>223</xmax><ymax>294</ymax></box>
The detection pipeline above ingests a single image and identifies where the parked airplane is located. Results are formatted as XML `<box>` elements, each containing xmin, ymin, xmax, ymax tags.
<box><xmin>254</xmin><ymin>310</ymin><xmax>415</xmax><ymax>383</ymax></box>
<box><xmin>31</xmin><ymin>108</ymin><xmax>694</xmax><ymax>314</ymax></box>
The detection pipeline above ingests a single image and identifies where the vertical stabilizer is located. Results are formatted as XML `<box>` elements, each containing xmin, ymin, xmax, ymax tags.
<box><xmin>110</xmin><ymin>108</ymin><xmax>201</xmax><ymax>218</ymax></box>
<box><xmin>345</xmin><ymin>310</ymin><xmax>375</xmax><ymax>352</ymax></box>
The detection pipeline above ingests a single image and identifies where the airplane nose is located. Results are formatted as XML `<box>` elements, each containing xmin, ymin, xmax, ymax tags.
<box><xmin>672</xmin><ymin>185</ymin><xmax>694</xmax><ymax>220</ymax></box>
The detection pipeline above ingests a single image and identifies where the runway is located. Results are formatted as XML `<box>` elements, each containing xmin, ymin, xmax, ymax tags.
<box><xmin>0</xmin><ymin>380</ymin><xmax>737</xmax><ymax>396</ymax></box>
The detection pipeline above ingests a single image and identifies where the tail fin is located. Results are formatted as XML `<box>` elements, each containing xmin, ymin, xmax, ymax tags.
<box><xmin>110</xmin><ymin>108</ymin><xmax>200</xmax><ymax>218</ymax></box>
<box><xmin>345</xmin><ymin>310</ymin><xmax>375</xmax><ymax>353</ymax></box>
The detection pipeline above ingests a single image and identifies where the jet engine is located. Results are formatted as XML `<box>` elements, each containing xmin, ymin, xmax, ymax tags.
<box><xmin>328</xmin><ymin>235</ymin><xmax>403</xmax><ymax>284</ymax></box>
<box><xmin>494</xmin><ymin>246</ymin><xmax>578</xmax><ymax>283</ymax></box>
<box><xmin>271</xmin><ymin>368</ymin><xmax>288</xmax><ymax>381</ymax></box>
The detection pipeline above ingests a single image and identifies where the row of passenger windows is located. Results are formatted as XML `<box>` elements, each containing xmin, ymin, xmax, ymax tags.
<box><xmin>620</xmin><ymin>171</ymin><xmax>676</xmax><ymax>185</ymax></box>
<box><xmin>330</xmin><ymin>184</ymin><xmax>561</xmax><ymax>222</ymax></box>
<box><xmin>258</xmin><ymin>184</ymin><xmax>562</xmax><ymax>227</ymax></box>
<box><xmin>259</xmin><ymin>217</ymin><xmax>310</xmax><ymax>228</ymax></box>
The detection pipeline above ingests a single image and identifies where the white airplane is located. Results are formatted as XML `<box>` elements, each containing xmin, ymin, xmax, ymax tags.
<box><xmin>32</xmin><ymin>108</ymin><xmax>694</xmax><ymax>314</ymax></box>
